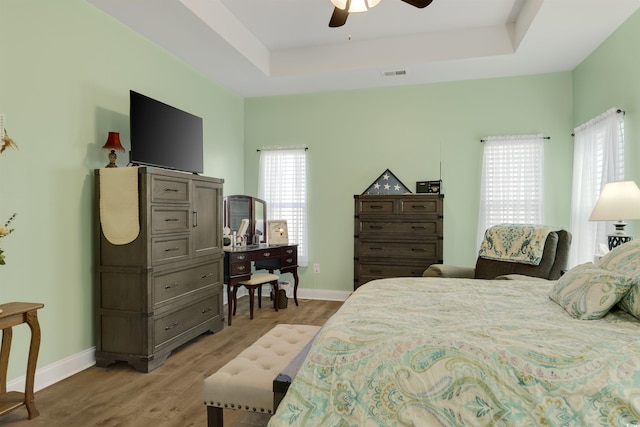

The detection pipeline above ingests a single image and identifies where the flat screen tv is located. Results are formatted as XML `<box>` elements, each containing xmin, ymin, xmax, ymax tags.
<box><xmin>129</xmin><ymin>90</ymin><xmax>204</xmax><ymax>174</ymax></box>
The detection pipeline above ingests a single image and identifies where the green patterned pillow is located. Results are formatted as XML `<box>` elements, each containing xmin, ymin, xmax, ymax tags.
<box><xmin>596</xmin><ymin>240</ymin><xmax>640</xmax><ymax>319</ymax></box>
<box><xmin>549</xmin><ymin>262</ymin><xmax>635</xmax><ymax>320</ymax></box>
<box><xmin>597</xmin><ymin>240</ymin><xmax>640</xmax><ymax>276</ymax></box>
<box><xmin>618</xmin><ymin>286</ymin><xmax>640</xmax><ymax>319</ymax></box>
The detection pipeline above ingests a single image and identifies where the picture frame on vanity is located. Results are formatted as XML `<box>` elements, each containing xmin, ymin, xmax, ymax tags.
<box><xmin>267</xmin><ymin>220</ymin><xmax>289</xmax><ymax>245</ymax></box>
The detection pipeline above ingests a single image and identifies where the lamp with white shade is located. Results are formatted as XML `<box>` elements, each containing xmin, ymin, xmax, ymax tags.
<box><xmin>589</xmin><ymin>180</ymin><xmax>640</xmax><ymax>249</ymax></box>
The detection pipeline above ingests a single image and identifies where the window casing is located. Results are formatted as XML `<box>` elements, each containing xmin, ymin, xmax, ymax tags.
<box><xmin>569</xmin><ymin>108</ymin><xmax>625</xmax><ymax>266</ymax></box>
<box><xmin>477</xmin><ymin>134</ymin><xmax>545</xmax><ymax>247</ymax></box>
<box><xmin>258</xmin><ymin>148</ymin><xmax>308</xmax><ymax>266</ymax></box>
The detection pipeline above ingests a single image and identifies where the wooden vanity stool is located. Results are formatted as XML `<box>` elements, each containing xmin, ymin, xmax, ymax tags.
<box><xmin>235</xmin><ymin>273</ymin><xmax>280</xmax><ymax>320</ymax></box>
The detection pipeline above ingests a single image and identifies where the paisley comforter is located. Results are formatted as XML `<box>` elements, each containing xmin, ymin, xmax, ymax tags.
<box><xmin>268</xmin><ymin>277</ymin><xmax>640</xmax><ymax>427</ymax></box>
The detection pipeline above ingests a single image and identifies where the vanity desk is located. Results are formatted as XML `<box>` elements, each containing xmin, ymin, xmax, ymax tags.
<box><xmin>223</xmin><ymin>244</ymin><xmax>299</xmax><ymax>326</ymax></box>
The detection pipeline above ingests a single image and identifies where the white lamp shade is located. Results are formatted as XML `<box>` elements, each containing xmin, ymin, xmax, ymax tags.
<box><xmin>331</xmin><ymin>0</ymin><xmax>382</xmax><ymax>12</ymax></box>
<box><xmin>589</xmin><ymin>181</ymin><xmax>640</xmax><ymax>221</ymax></box>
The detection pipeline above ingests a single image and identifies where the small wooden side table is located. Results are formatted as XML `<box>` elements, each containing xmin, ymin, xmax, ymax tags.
<box><xmin>0</xmin><ymin>302</ymin><xmax>44</xmax><ymax>420</ymax></box>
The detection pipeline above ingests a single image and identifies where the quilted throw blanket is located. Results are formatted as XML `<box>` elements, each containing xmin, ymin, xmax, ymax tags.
<box><xmin>268</xmin><ymin>278</ymin><xmax>640</xmax><ymax>427</ymax></box>
<box><xmin>478</xmin><ymin>224</ymin><xmax>561</xmax><ymax>265</ymax></box>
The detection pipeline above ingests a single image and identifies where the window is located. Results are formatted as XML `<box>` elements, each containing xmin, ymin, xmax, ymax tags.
<box><xmin>258</xmin><ymin>148</ymin><xmax>308</xmax><ymax>266</ymax></box>
<box><xmin>477</xmin><ymin>134</ymin><xmax>545</xmax><ymax>247</ymax></box>
<box><xmin>569</xmin><ymin>108</ymin><xmax>625</xmax><ymax>266</ymax></box>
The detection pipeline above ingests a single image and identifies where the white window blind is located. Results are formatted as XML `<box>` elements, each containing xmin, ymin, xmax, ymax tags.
<box><xmin>477</xmin><ymin>134</ymin><xmax>545</xmax><ymax>247</ymax></box>
<box><xmin>569</xmin><ymin>108</ymin><xmax>625</xmax><ymax>266</ymax></box>
<box><xmin>258</xmin><ymin>148</ymin><xmax>308</xmax><ymax>266</ymax></box>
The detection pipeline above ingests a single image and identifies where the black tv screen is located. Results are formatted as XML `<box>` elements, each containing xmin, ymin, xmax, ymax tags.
<box><xmin>129</xmin><ymin>90</ymin><xmax>204</xmax><ymax>174</ymax></box>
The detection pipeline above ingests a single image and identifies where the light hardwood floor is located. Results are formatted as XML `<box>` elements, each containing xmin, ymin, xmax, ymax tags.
<box><xmin>1</xmin><ymin>295</ymin><xmax>343</xmax><ymax>427</ymax></box>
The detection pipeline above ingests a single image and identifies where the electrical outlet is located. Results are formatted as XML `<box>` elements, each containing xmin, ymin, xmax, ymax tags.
<box><xmin>313</xmin><ymin>263</ymin><xmax>320</xmax><ymax>273</ymax></box>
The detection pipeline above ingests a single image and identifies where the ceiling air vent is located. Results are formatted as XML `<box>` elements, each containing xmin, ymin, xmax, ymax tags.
<box><xmin>381</xmin><ymin>70</ymin><xmax>407</xmax><ymax>78</ymax></box>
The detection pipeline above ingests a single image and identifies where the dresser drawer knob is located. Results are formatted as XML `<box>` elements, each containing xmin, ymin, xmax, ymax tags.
<box><xmin>165</xmin><ymin>218</ymin><xmax>179</xmax><ymax>222</ymax></box>
<box><xmin>165</xmin><ymin>247</ymin><xmax>180</xmax><ymax>252</ymax></box>
<box><xmin>164</xmin><ymin>188</ymin><xmax>179</xmax><ymax>193</ymax></box>
<box><xmin>411</xmin><ymin>205</ymin><xmax>427</xmax><ymax>209</ymax></box>
<box><xmin>165</xmin><ymin>321</ymin><xmax>179</xmax><ymax>331</ymax></box>
<box><xmin>370</xmin><ymin>269</ymin><xmax>383</xmax><ymax>274</ymax></box>
<box><xmin>412</xmin><ymin>226</ymin><xmax>426</xmax><ymax>230</ymax></box>
<box><xmin>263</xmin><ymin>252</ymin><xmax>271</xmax><ymax>257</ymax></box>
<box><xmin>286</xmin><ymin>249</ymin><xmax>293</xmax><ymax>254</ymax></box>
<box><xmin>411</xmin><ymin>248</ymin><xmax>426</xmax><ymax>252</ymax></box>
<box><xmin>370</xmin><ymin>225</ymin><xmax>383</xmax><ymax>230</ymax></box>
<box><xmin>370</xmin><ymin>205</ymin><xmax>384</xmax><ymax>209</ymax></box>
<box><xmin>201</xmin><ymin>272</ymin><xmax>213</xmax><ymax>279</ymax></box>
<box><xmin>164</xmin><ymin>282</ymin><xmax>180</xmax><ymax>290</ymax></box>
<box><xmin>370</xmin><ymin>247</ymin><xmax>383</xmax><ymax>251</ymax></box>
<box><xmin>237</xmin><ymin>266</ymin><xmax>246</xmax><ymax>271</ymax></box>
<box><xmin>285</xmin><ymin>258</ymin><xmax>294</xmax><ymax>264</ymax></box>
<box><xmin>201</xmin><ymin>307</ymin><xmax>212</xmax><ymax>314</ymax></box>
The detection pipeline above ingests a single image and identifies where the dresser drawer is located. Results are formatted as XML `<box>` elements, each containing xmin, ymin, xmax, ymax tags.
<box><xmin>399</xmin><ymin>199</ymin><xmax>441</xmax><ymax>215</ymax></box>
<box><xmin>282</xmin><ymin>246</ymin><xmax>296</xmax><ymax>257</ymax></box>
<box><xmin>256</xmin><ymin>247</ymin><xmax>285</xmax><ymax>259</ymax></box>
<box><xmin>150</xmin><ymin>174</ymin><xmax>190</xmax><ymax>204</ymax></box>
<box><xmin>358</xmin><ymin>263</ymin><xmax>428</xmax><ymax>278</ymax></box>
<box><xmin>358</xmin><ymin>241</ymin><xmax>440</xmax><ymax>259</ymax></box>
<box><xmin>358</xmin><ymin>220</ymin><xmax>439</xmax><ymax>236</ymax></box>
<box><xmin>153</xmin><ymin>262</ymin><xmax>220</xmax><ymax>306</ymax></box>
<box><xmin>228</xmin><ymin>252</ymin><xmax>249</xmax><ymax>263</ymax></box>
<box><xmin>154</xmin><ymin>295</ymin><xmax>218</xmax><ymax>348</ymax></box>
<box><xmin>152</xmin><ymin>235</ymin><xmax>190</xmax><ymax>264</ymax></box>
<box><xmin>229</xmin><ymin>261</ymin><xmax>250</xmax><ymax>275</ymax></box>
<box><xmin>358</xmin><ymin>199</ymin><xmax>394</xmax><ymax>214</ymax></box>
<box><xmin>151</xmin><ymin>206</ymin><xmax>190</xmax><ymax>234</ymax></box>
<box><xmin>280</xmin><ymin>254</ymin><xmax>297</xmax><ymax>268</ymax></box>
<box><xmin>227</xmin><ymin>252</ymin><xmax>251</xmax><ymax>276</ymax></box>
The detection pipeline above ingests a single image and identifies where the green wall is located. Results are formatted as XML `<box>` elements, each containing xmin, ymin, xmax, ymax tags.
<box><xmin>0</xmin><ymin>0</ymin><xmax>244</xmax><ymax>381</ymax></box>
<box><xmin>573</xmin><ymin>9</ymin><xmax>640</xmax><ymax>236</ymax></box>
<box><xmin>244</xmin><ymin>73</ymin><xmax>574</xmax><ymax>292</ymax></box>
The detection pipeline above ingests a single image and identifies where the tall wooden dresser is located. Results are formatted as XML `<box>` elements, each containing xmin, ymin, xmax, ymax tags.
<box><xmin>354</xmin><ymin>194</ymin><xmax>444</xmax><ymax>290</ymax></box>
<box><xmin>94</xmin><ymin>167</ymin><xmax>225</xmax><ymax>372</ymax></box>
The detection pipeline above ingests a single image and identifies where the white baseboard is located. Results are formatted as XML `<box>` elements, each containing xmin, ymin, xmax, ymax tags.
<box><xmin>7</xmin><ymin>347</ymin><xmax>96</xmax><ymax>393</ymax></box>
<box><xmin>295</xmin><ymin>287</ymin><xmax>351</xmax><ymax>302</ymax></box>
<box><xmin>7</xmin><ymin>289</ymin><xmax>350</xmax><ymax>393</ymax></box>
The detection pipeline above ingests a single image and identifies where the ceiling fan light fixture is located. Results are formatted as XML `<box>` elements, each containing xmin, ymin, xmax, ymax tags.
<box><xmin>330</xmin><ymin>0</ymin><xmax>381</xmax><ymax>13</ymax></box>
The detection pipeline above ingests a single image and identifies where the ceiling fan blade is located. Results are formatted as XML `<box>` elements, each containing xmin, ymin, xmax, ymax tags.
<box><xmin>329</xmin><ymin>6</ymin><xmax>349</xmax><ymax>27</ymax></box>
<box><xmin>400</xmin><ymin>0</ymin><xmax>433</xmax><ymax>8</ymax></box>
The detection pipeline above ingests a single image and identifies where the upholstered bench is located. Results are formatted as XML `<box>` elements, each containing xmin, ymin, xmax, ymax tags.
<box><xmin>203</xmin><ymin>324</ymin><xmax>320</xmax><ymax>427</ymax></box>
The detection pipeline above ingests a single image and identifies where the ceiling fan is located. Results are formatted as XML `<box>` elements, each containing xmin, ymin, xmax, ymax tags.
<box><xmin>329</xmin><ymin>0</ymin><xmax>434</xmax><ymax>28</ymax></box>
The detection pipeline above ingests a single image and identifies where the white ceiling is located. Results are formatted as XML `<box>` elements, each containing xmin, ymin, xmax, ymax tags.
<box><xmin>88</xmin><ymin>0</ymin><xmax>640</xmax><ymax>98</ymax></box>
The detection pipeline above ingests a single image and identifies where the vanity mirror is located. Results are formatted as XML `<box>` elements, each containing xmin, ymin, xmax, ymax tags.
<box><xmin>223</xmin><ymin>195</ymin><xmax>267</xmax><ymax>245</ymax></box>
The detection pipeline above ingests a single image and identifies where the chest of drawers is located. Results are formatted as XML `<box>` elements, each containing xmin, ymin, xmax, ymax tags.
<box><xmin>95</xmin><ymin>167</ymin><xmax>224</xmax><ymax>372</ymax></box>
<box><xmin>354</xmin><ymin>194</ymin><xmax>443</xmax><ymax>290</ymax></box>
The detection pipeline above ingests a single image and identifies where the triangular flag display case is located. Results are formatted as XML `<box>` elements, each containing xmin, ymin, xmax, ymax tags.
<box><xmin>362</xmin><ymin>169</ymin><xmax>412</xmax><ymax>195</ymax></box>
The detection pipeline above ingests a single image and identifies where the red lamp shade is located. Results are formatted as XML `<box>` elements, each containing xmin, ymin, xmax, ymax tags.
<box><xmin>102</xmin><ymin>132</ymin><xmax>125</xmax><ymax>168</ymax></box>
<box><xmin>102</xmin><ymin>132</ymin><xmax>125</xmax><ymax>152</ymax></box>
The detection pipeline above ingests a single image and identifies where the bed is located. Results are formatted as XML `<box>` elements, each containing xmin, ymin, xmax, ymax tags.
<box><xmin>268</xmin><ymin>241</ymin><xmax>640</xmax><ymax>427</ymax></box>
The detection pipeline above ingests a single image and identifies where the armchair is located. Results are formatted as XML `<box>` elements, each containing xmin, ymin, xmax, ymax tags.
<box><xmin>424</xmin><ymin>225</ymin><xmax>571</xmax><ymax>281</ymax></box>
